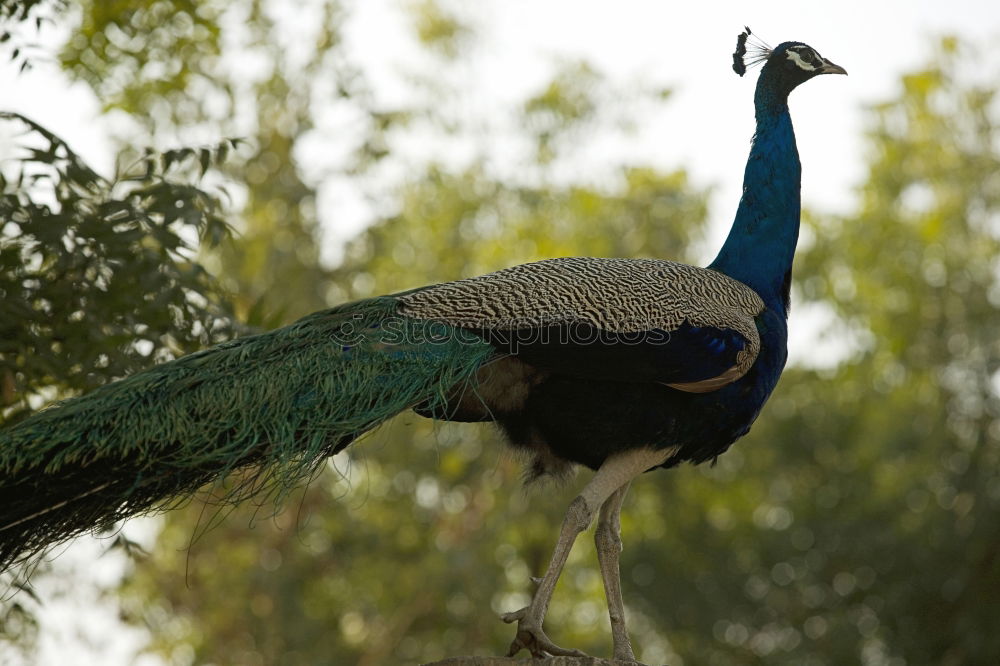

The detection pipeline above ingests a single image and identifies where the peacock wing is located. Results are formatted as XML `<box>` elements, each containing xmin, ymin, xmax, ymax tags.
<box><xmin>397</xmin><ymin>257</ymin><xmax>765</xmax><ymax>392</ymax></box>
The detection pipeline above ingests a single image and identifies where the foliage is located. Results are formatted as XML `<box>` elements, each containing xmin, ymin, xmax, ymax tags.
<box><xmin>59</xmin><ymin>0</ymin><xmax>397</xmax><ymax>324</ymax></box>
<box><xmin>0</xmin><ymin>106</ymin><xmax>239</xmax><ymax>651</ymax></box>
<box><xmin>0</xmin><ymin>0</ymin><xmax>65</xmax><ymax>72</ymax></box>
<box><xmin>0</xmin><ymin>0</ymin><xmax>62</xmax><ymax>21</ymax></box>
<box><xmin>343</xmin><ymin>165</ymin><xmax>704</xmax><ymax>298</ymax></box>
<box><xmin>0</xmin><ymin>112</ymin><xmax>237</xmax><ymax>426</ymax></box>
<box><xmin>0</xmin><ymin>578</ymin><xmax>39</xmax><ymax>653</ymax></box>
<box><xmin>407</xmin><ymin>0</ymin><xmax>471</xmax><ymax>58</ymax></box>
<box><xmin>0</xmin><ymin>105</ymin><xmax>240</xmax><ymax>666</ymax></box>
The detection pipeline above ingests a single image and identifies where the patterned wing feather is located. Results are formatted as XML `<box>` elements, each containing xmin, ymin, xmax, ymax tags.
<box><xmin>399</xmin><ymin>257</ymin><xmax>766</xmax><ymax>384</ymax></box>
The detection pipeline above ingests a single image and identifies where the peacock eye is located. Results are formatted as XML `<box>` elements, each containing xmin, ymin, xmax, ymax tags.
<box><xmin>787</xmin><ymin>47</ymin><xmax>821</xmax><ymax>70</ymax></box>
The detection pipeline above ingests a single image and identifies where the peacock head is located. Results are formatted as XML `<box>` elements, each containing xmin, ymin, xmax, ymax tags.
<box><xmin>733</xmin><ymin>27</ymin><xmax>846</xmax><ymax>99</ymax></box>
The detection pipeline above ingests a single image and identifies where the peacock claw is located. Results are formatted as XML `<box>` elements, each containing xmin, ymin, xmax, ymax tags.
<box><xmin>501</xmin><ymin>607</ymin><xmax>588</xmax><ymax>659</ymax></box>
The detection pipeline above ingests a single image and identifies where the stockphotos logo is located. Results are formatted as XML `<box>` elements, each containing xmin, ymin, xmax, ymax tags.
<box><xmin>331</xmin><ymin>314</ymin><xmax>672</xmax><ymax>352</ymax></box>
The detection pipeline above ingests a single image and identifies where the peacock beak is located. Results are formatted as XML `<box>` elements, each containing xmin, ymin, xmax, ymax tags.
<box><xmin>818</xmin><ymin>59</ymin><xmax>848</xmax><ymax>75</ymax></box>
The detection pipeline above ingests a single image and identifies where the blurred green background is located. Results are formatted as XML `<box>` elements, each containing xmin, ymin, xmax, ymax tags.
<box><xmin>2</xmin><ymin>1</ymin><xmax>1000</xmax><ymax>664</ymax></box>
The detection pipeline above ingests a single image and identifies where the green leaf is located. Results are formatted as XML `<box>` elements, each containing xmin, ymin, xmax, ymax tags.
<box><xmin>199</xmin><ymin>147</ymin><xmax>211</xmax><ymax>176</ymax></box>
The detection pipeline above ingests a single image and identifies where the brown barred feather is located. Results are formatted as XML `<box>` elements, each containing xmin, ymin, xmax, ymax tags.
<box><xmin>398</xmin><ymin>257</ymin><xmax>765</xmax><ymax>378</ymax></box>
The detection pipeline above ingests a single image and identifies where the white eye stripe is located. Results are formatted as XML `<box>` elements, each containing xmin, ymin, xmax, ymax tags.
<box><xmin>786</xmin><ymin>48</ymin><xmax>820</xmax><ymax>71</ymax></box>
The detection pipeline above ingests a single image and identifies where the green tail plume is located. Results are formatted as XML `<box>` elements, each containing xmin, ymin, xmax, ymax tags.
<box><xmin>0</xmin><ymin>296</ymin><xmax>494</xmax><ymax>571</ymax></box>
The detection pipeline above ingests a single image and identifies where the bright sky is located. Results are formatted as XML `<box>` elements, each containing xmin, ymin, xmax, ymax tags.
<box><xmin>340</xmin><ymin>0</ymin><xmax>1000</xmax><ymax>231</ymax></box>
<box><xmin>1</xmin><ymin>1</ymin><xmax>999</xmax><ymax>664</ymax></box>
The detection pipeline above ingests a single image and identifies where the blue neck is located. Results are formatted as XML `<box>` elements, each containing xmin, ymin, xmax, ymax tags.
<box><xmin>709</xmin><ymin>84</ymin><xmax>801</xmax><ymax>312</ymax></box>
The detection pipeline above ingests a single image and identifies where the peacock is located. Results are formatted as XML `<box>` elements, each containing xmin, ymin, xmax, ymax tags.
<box><xmin>0</xmin><ymin>29</ymin><xmax>845</xmax><ymax>660</ymax></box>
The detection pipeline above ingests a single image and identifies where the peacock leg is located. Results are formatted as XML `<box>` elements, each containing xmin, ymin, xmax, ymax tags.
<box><xmin>502</xmin><ymin>448</ymin><xmax>670</xmax><ymax>659</ymax></box>
<box><xmin>595</xmin><ymin>480</ymin><xmax>635</xmax><ymax>661</ymax></box>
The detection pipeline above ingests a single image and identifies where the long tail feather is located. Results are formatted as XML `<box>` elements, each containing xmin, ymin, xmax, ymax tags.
<box><xmin>0</xmin><ymin>296</ymin><xmax>493</xmax><ymax>571</ymax></box>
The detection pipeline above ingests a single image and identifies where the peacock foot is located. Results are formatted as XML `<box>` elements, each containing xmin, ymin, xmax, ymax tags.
<box><xmin>501</xmin><ymin>606</ymin><xmax>588</xmax><ymax>659</ymax></box>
